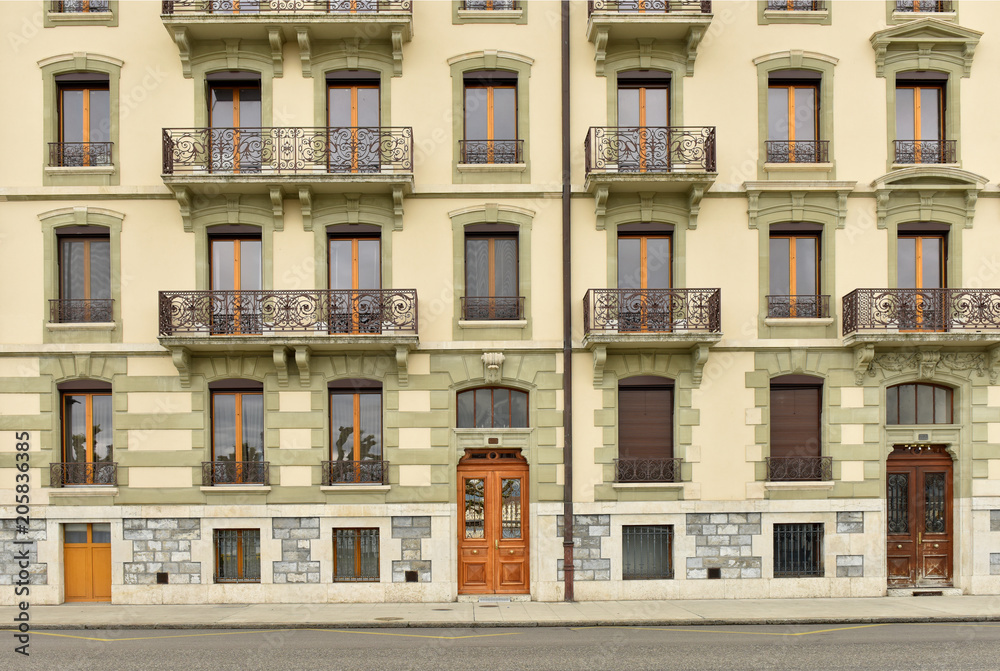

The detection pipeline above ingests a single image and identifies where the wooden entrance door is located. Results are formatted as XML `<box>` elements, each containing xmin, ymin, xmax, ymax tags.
<box><xmin>886</xmin><ymin>445</ymin><xmax>953</xmax><ymax>587</ymax></box>
<box><xmin>457</xmin><ymin>450</ymin><xmax>529</xmax><ymax>594</ymax></box>
<box><xmin>64</xmin><ymin>523</ymin><xmax>111</xmax><ymax>602</ymax></box>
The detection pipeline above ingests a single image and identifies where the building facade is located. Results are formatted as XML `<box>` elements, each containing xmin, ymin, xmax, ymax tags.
<box><xmin>2</xmin><ymin>0</ymin><xmax>1000</xmax><ymax>604</ymax></box>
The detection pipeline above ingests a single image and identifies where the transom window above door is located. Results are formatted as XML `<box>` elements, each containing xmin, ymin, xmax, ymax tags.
<box><xmin>886</xmin><ymin>383</ymin><xmax>953</xmax><ymax>425</ymax></box>
<box><xmin>457</xmin><ymin>387</ymin><xmax>528</xmax><ymax>428</ymax></box>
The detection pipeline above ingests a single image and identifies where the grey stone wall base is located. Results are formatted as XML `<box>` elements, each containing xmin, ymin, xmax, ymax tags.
<box><xmin>836</xmin><ymin>554</ymin><xmax>864</xmax><ymax>578</ymax></box>
<box><xmin>0</xmin><ymin>519</ymin><xmax>48</xmax><ymax>585</ymax></box>
<box><xmin>392</xmin><ymin>560</ymin><xmax>431</xmax><ymax>582</ymax></box>
<box><xmin>555</xmin><ymin>515</ymin><xmax>611</xmax><ymax>582</ymax></box>
<box><xmin>837</xmin><ymin>512</ymin><xmax>865</xmax><ymax>534</ymax></box>
<box><xmin>123</xmin><ymin>519</ymin><xmax>202</xmax><ymax>584</ymax></box>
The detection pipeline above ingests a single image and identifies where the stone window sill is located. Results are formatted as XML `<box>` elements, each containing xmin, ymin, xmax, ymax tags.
<box><xmin>458</xmin><ymin>319</ymin><xmax>527</xmax><ymax>329</ymax></box>
<box><xmin>47</xmin><ymin>321</ymin><xmax>117</xmax><ymax>332</ymax></box>
<box><xmin>200</xmin><ymin>486</ymin><xmax>271</xmax><ymax>493</ymax></box>
<box><xmin>457</xmin><ymin>162</ymin><xmax>527</xmax><ymax>173</ymax></box>
<box><xmin>764</xmin><ymin>481</ymin><xmax>835</xmax><ymax>491</ymax></box>
<box><xmin>612</xmin><ymin>482</ymin><xmax>685</xmax><ymax>491</ymax></box>
<box><xmin>763</xmin><ymin>162</ymin><xmax>833</xmax><ymax>173</ymax></box>
<box><xmin>456</xmin><ymin>8</ymin><xmax>523</xmax><ymax>22</ymax></box>
<box><xmin>764</xmin><ymin>317</ymin><xmax>834</xmax><ymax>327</ymax></box>
<box><xmin>45</xmin><ymin>166</ymin><xmax>116</xmax><ymax>177</ymax></box>
<box><xmin>892</xmin><ymin>162</ymin><xmax>959</xmax><ymax>170</ymax></box>
<box><xmin>891</xmin><ymin>10</ymin><xmax>955</xmax><ymax>22</ymax></box>
<box><xmin>48</xmin><ymin>486</ymin><xmax>118</xmax><ymax>497</ymax></box>
<box><xmin>47</xmin><ymin>11</ymin><xmax>115</xmax><ymax>25</ymax></box>
<box><xmin>762</xmin><ymin>9</ymin><xmax>829</xmax><ymax>24</ymax></box>
<box><xmin>320</xmin><ymin>484</ymin><xmax>390</xmax><ymax>492</ymax></box>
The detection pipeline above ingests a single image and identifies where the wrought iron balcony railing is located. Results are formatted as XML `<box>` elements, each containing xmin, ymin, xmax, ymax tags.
<box><xmin>459</xmin><ymin>139</ymin><xmax>524</xmax><ymax>164</ymax></box>
<box><xmin>202</xmin><ymin>461</ymin><xmax>269</xmax><ymax>486</ymax></box>
<box><xmin>461</xmin><ymin>296</ymin><xmax>525</xmax><ymax>321</ymax></box>
<box><xmin>614</xmin><ymin>457</ymin><xmax>682</xmax><ymax>483</ymax></box>
<box><xmin>842</xmin><ymin>288</ymin><xmax>1000</xmax><ymax>335</ymax></box>
<box><xmin>159</xmin><ymin>289</ymin><xmax>417</xmax><ymax>336</ymax></box>
<box><xmin>894</xmin><ymin>0</ymin><xmax>952</xmax><ymax>12</ymax></box>
<box><xmin>894</xmin><ymin>140</ymin><xmax>956</xmax><ymax>164</ymax></box>
<box><xmin>322</xmin><ymin>460</ymin><xmax>389</xmax><ymax>485</ymax></box>
<box><xmin>585</xmin><ymin>126</ymin><xmax>716</xmax><ymax>175</ymax></box>
<box><xmin>49</xmin><ymin>299</ymin><xmax>114</xmax><ymax>324</ymax></box>
<box><xmin>162</xmin><ymin>127</ymin><xmax>413</xmax><ymax>175</ymax></box>
<box><xmin>50</xmin><ymin>462</ymin><xmax>117</xmax><ymax>487</ymax></box>
<box><xmin>766</xmin><ymin>456</ymin><xmax>832</xmax><ymax>482</ymax></box>
<box><xmin>461</xmin><ymin>0</ymin><xmax>519</xmax><ymax>9</ymax></box>
<box><xmin>51</xmin><ymin>0</ymin><xmax>111</xmax><ymax>12</ymax></box>
<box><xmin>162</xmin><ymin>0</ymin><xmax>412</xmax><ymax>14</ymax></box>
<box><xmin>49</xmin><ymin>142</ymin><xmax>113</xmax><ymax>167</ymax></box>
<box><xmin>765</xmin><ymin>140</ymin><xmax>829</xmax><ymax>163</ymax></box>
<box><xmin>588</xmin><ymin>0</ymin><xmax>712</xmax><ymax>14</ymax></box>
<box><xmin>584</xmin><ymin>288</ymin><xmax>721</xmax><ymax>334</ymax></box>
<box><xmin>765</xmin><ymin>0</ymin><xmax>826</xmax><ymax>9</ymax></box>
<box><xmin>766</xmin><ymin>295</ymin><xmax>830</xmax><ymax>319</ymax></box>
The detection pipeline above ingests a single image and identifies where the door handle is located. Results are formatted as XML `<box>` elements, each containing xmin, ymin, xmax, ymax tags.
<box><xmin>494</xmin><ymin>539</ymin><xmax>499</xmax><ymax>549</ymax></box>
<box><xmin>918</xmin><ymin>532</ymin><xmax>922</xmax><ymax>544</ymax></box>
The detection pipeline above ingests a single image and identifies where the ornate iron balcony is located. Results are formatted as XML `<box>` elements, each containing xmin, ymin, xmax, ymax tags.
<box><xmin>459</xmin><ymin>139</ymin><xmax>523</xmax><ymax>164</ymax></box>
<box><xmin>585</xmin><ymin>126</ymin><xmax>716</xmax><ymax>174</ymax></box>
<box><xmin>49</xmin><ymin>299</ymin><xmax>114</xmax><ymax>323</ymax></box>
<box><xmin>894</xmin><ymin>0</ymin><xmax>952</xmax><ymax>12</ymax></box>
<box><xmin>49</xmin><ymin>142</ymin><xmax>113</xmax><ymax>167</ymax></box>
<box><xmin>766</xmin><ymin>295</ymin><xmax>830</xmax><ymax>319</ymax></box>
<box><xmin>322</xmin><ymin>460</ymin><xmax>389</xmax><ymax>485</ymax></box>
<box><xmin>766</xmin><ymin>456</ymin><xmax>832</xmax><ymax>482</ymax></box>
<box><xmin>461</xmin><ymin>0</ymin><xmax>519</xmax><ymax>8</ymax></box>
<box><xmin>894</xmin><ymin>140</ymin><xmax>956</xmax><ymax>164</ymax></box>
<box><xmin>461</xmin><ymin>297</ymin><xmax>524</xmax><ymax>321</ymax></box>
<box><xmin>765</xmin><ymin>0</ymin><xmax>825</xmax><ymax>9</ymax></box>
<box><xmin>614</xmin><ymin>457</ymin><xmax>682</xmax><ymax>483</ymax></box>
<box><xmin>162</xmin><ymin>0</ymin><xmax>412</xmax><ymax>14</ymax></box>
<box><xmin>588</xmin><ymin>0</ymin><xmax>711</xmax><ymax>14</ymax></box>
<box><xmin>765</xmin><ymin>140</ymin><xmax>829</xmax><ymax>163</ymax></box>
<box><xmin>51</xmin><ymin>0</ymin><xmax>110</xmax><ymax>12</ymax></box>
<box><xmin>584</xmin><ymin>288</ymin><xmax>721</xmax><ymax>334</ymax></box>
<box><xmin>202</xmin><ymin>461</ymin><xmax>269</xmax><ymax>486</ymax></box>
<box><xmin>159</xmin><ymin>289</ymin><xmax>417</xmax><ymax>336</ymax></box>
<box><xmin>50</xmin><ymin>462</ymin><xmax>117</xmax><ymax>487</ymax></box>
<box><xmin>162</xmin><ymin>127</ymin><xmax>413</xmax><ymax>175</ymax></box>
<box><xmin>843</xmin><ymin>288</ymin><xmax>1000</xmax><ymax>335</ymax></box>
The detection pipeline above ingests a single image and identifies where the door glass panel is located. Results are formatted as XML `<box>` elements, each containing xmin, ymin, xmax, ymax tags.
<box><xmin>916</xmin><ymin>384</ymin><xmax>934</xmax><ymax>423</ymax></box>
<box><xmin>618</xmin><ymin>238</ymin><xmax>642</xmax><ymax>289</ymax></box>
<box><xmin>920</xmin><ymin>88</ymin><xmax>940</xmax><ymax>141</ymax></box>
<box><xmin>464</xmin><ymin>88</ymin><xmax>489</xmax><ymax>140</ymax></box>
<box><xmin>237</xmin><ymin>88</ymin><xmax>261</xmax><ymax>128</ymax></box>
<box><xmin>357</xmin><ymin>239</ymin><xmax>381</xmax><ymax>290</ymax></box>
<box><xmin>61</xmin><ymin>90</ymin><xmax>84</xmax><ymax>143</ymax></box>
<box><xmin>211</xmin><ymin>240</ymin><xmax>235</xmax><ymax>291</ymax></box>
<box><xmin>501</xmin><ymin>478</ymin><xmax>522</xmax><ymax>539</ymax></box>
<box><xmin>644</xmin><ymin>88</ymin><xmax>668</xmax><ymax>127</ymax></box>
<box><xmin>474</xmin><ymin>388</ymin><xmax>492</xmax><ymax>428</ymax></box>
<box><xmin>897</xmin><ymin>237</ymin><xmax>916</xmax><ymax>288</ymax></box>
<box><xmin>92</xmin><ymin>395</ymin><xmax>113</xmax><ymax>462</ymax></box>
<box><xmin>212</xmin><ymin>393</ymin><xmax>237</xmax><ymax>461</ymax></box>
<box><xmin>617</xmin><ymin>88</ymin><xmax>640</xmax><ymax>127</ymax></box>
<box><xmin>466</xmin><ymin>239</ymin><xmax>490</xmax><ymax>297</ymax></box>
<box><xmin>239</xmin><ymin>240</ymin><xmax>262</xmax><ymax>290</ymax></box>
<box><xmin>328</xmin><ymin>88</ymin><xmax>353</xmax><ymax>127</ymax></box>
<box><xmin>924</xmin><ymin>472</ymin><xmax>946</xmax><ymax>533</ymax></box>
<box><xmin>887</xmin><ymin>472</ymin><xmax>909</xmax><ymax>534</ymax></box>
<box><xmin>329</xmin><ymin>239</ymin><xmax>353</xmax><ymax>290</ymax></box>
<box><xmin>768</xmin><ymin>88</ymin><xmax>789</xmax><ymax>141</ymax></box>
<box><xmin>492</xmin><ymin>88</ymin><xmax>517</xmax><ymax>140</ymax></box>
<box><xmin>331</xmin><ymin>394</ymin><xmax>355</xmax><ymax>462</ymax></box>
<box><xmin>646</xmin><ymin>238</ymin><xmax>671</xmax><ymax>289</ymax></box>
<box><xmin>896</xmin><ymin>88</ymin><xmax>915</xmax><ymax>138</ymax></box>
<box><xmin>65</xmin><ymin>523</ymin><xmax>88</xmax><ymax>544</ymax></box>
<box><xmin>795</xmin><ymin>237</ymin><xmax>818</xmax><ymax>294</ymax></box>
<box><xmin>61</xmin><ymin>240</ymin><xmax>86</xmax><ymax>300</ymax></box>
<box><xmin>793</xmin><ymin>87</ymin><xmax>816</xmax><ymax>141</ymax></box>
<box><xmin>91</xmin><ymin>523</ymin><xmax>111</xmax><ymax>544</ymax></box>
<box><xmin>457</xmin><ymin>390</ymin><xmax>474</xmax><ymax>428</ymax></box>
<box><xmin>464</xmin><ymin>478</ymin><xmax>485</xmax><ymax>539</ymax></box>
<box><xmin>493</xmin><ymin>238</ymin><xmax>518</xmax><ymax>296</ymax></box>
<box><xmin>356</xmin><ymin>88</ymin><xmax>380</xmax><ymax>127</ymax></box>
<box><xmin>89</xmin><ymin>89</ymin><xmax>110</xmax><ymax>143</ymax></box>
<box><xmin>921</xmin><ymin>237</ymin><xmax>942</xmax><ymax>288</ymax></box>
<box><xmin>89</xmin><ymin>240</ymin><xmax>111</xmax><ymax>300</ymax></box>
<box><xmin>210</xmin><ymin>88</ymin><xmax>235</xmax><ymax>127</ymax></box>
<box><xmin>769</xmin><ymin>238</ymin><xmax>790</xmax><ymax>295</ymax></box>
<box><xmin>358</xmin><ymin>393</ymin><xmax>381</xmax><ymax>460</ymax></box>
<box><xmin>64</xmin><ymin>394</ymin><xmax>87</xmax><ymax>462</ymax></box>
<box><xmin>899</xmin><ymin>384</ymin><xmax>916</xmax><ymax>424</ymax></box>
<box><xmin>241</xmin><ymin>394</ymin><xmax>264</xmax><ymax>462</ymax></box>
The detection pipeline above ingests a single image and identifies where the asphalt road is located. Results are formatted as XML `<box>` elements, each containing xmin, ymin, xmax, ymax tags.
<box><xmin>4</xmin><ymin>623</ymin><xmax>1000</xmax><ymax>671</ymax></box>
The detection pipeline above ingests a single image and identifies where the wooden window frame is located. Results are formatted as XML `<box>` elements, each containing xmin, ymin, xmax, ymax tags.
<box><xmin>209</xmin><ymin>236</ymin><xmax>262</xmax><ymax>335</ymax></box>
<box><xmin>208</xmin><ymin>83</ymin><xmax>262</xmax><ymax>172</ymax></box>
<box><xmin>464</xmin><ymin>234</ymin><xmax>519</xmax><ymax>299</ymax></box>
<box><xmin>897</xmin><ymin>233</ymin><xmax>946</xmax><ymax>289</ymax></box>
<box><xmin>767</xmin><ymin>81</ymin><xmax>819</xmax><ymax>161</ymax></box>
<box><xmin>210</xmin><ymin>390</ymin><xmax>264</xmax><ymax>463</ymax></box>
<box><xmin>886</xmin><ymin>383</ymin><xmax>954</xmax><ymax>425</ymax></box>
<box><xmin>61</xmin><ymin>391</ymin><xmax>113</xmax><ymax>472</ymax></box>
<box><xmin>769</xmin><ymin>234</ymin><xmax>820</xmax><ymax>316</ymax></box>
<box><xmin>456</xmin><ymin>386</ymin><xmax>529</xmax><ymax>429</ymax></box>
<box><xmin>57</xmin><ymin>82</ymin><xmax>110</xmax><ymax>166</ymax></box>
<box><xmin>896</xmin><ymin>83</ymin><xmax>945</xmax><ymax>161</ymax></box>
<box><xmin>330</xmin><ymin>389</ymin><xmax>382</xmax><ymax>462</ymax></box>
<box><xmin>332</xmin><ymin>528</ymin><xmax>380</xmax><ymax>583</ymax></box>
<box><xmin>328</xmin><ymin>235</ymin><xmax>381</xmax><ymax>291</ymax></box>
<box><xmin>58</xmin><ymin>234</ymin><xmax>111</xmax><ymax>317</ymax></box>
<box><xmin>463</xmin><ymin>79</ymin><xmax>518</xmax><ymax>163</ymax></box>
<box><xmin>616</xmin><ymin>82</ymin><xmax>670</xmax><ymax>128</ymax></box>
<box><xmin>617</xmin><ymin>233</ymin><xmax>672</xmax><ymax>289</ymax></box>
<box><xmin>213</xmin><ymin>528</ymin><xmax>261</xmax><ymax>584</ymax></box>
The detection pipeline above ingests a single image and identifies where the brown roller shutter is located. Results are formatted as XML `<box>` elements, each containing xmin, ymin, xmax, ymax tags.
<box><xmin>770</xmin><ymin>386</ymin><xmax>821</xmax><ymax>458</ymax></box>
<box><xmin>619</xmin><ymin>387</ymin><xmax>673</xmax><ymax>459</ymax></box>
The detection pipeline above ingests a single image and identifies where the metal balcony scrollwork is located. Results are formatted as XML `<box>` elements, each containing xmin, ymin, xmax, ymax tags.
<box><xmin>322</xmin><ymin>460</ymin><xmax>389</xmax><ymax>485</ymax></box>
<box><xmin>765</xmin><ymin>140</ymin><xmax>829</xmax><ymax>163</ymax></box>
<box><xmin>585</xmin><ymin>126</ymin><xmax>716</xmax><ymax>174</ymax></box>
<box><xmin>765</xmin><ymin>0</ymin><xmax>825</xmax><ymax>9</ymax></box>
<box><xmin>843</xmin><ymin>289</ymin><xmax>1000</xmax><ymax>335</ymax></box>
<box><xmin>894</xmin><ymin>0</ymin><xmax>952</xmax><ymax>12</ymax></box>
<box><xmin>159</xmin><ymin>289</ymin><xmax>418</xmax><ymax>336</ymax></box>
<box><xmin>459</xmin><ymin>140</ymin><xmax>523</xmax><ymax>164</ymax></box>
<box><xmin>766</xmin><ymin>456</ymin><xmax>832</xmax><ymax>482</ymax></box>
<box><xmin>588</xmin><ymin>0</ymin><xmax>712</xmax><ymax>14</ymax></box>
<box><xmin>766</xmin><ymin>295</ymin><xmax>830</xmax><ymax>319</ymax></box>
<box><xmin>49</xmin><ymin>462</ymin><xmax>118</xmax><ymax>487</ymax></box>
<box><xmin>162</xmin><ymin>0</ymin><xmax>412</xmax><ymax>14</ymax></box>
<box><xmin>51</xmin><ymin>0</ymin><xmax>111</xmax><ymax>12</ymax></box>
<box><xmin>584</xmin><ymin>288</ymin><xmax>721</xmax><ymax>334</ymax></box>
<box><xmin>202</xmin><ymin>461</ymin><xmax>269</xmax><ymax>486</ymax></box>
<box><xmin>49</xmin><ymin>142</ymin><xmax>113</xmax><ymax>167</ymax></box>
<box><xmin>460</xmin><ymin>0</ymin><xmax>519</xmax><ymax>9</ymax></box>
<box><xmin>893</xmin><ymin>140</ymin><xmax>956</xmax><ymax>165</ymax></box>
<box><xmin>614</xmin><ymin>458</ymin><xmax>682</xmax><ymax>483</ymax></box>
<box><xmin>49</xmin><ymin>299</ymin><xmax>114</xmax><ymax>324</ymax></box>
<box><xmin>162</xmin><ymin>127</ymin><xmax>413</xmax><ymax>175</ymax></box>
<box><xmin>461</xmin><ymin>297</ymin><xmax>524</xmax><ymax>321</ymax></box>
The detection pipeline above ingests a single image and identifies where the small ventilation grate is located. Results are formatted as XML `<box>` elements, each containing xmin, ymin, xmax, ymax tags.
<box><xmin>913</xmin><ymin>591</ymin><xmax>943</xmax><ymax>597</ymax></box>
<box><xmin>478</xmin><ymin>595</ymin><xmax>512</xmax><ymax>602</ymax></box>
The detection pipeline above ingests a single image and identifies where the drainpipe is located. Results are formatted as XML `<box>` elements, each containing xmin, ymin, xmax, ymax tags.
<box><xmin>561</xmin><ymin>0</ymin><xmax>575</xmax><ymax>602</ymax></box>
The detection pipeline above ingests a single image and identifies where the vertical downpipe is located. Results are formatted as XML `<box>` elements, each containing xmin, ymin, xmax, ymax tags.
<box><xmin>561</xmin><ymin>0</ymin><xmax>575</xmax><ymax>602</ymax></box>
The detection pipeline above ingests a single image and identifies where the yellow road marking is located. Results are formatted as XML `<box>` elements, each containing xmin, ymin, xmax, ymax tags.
<box><xmin>571</xmin><ymin>622</ymin><xmax>997</xmax><ymax>637</ymax></box>
<box><xmin>1</xmin><ymin>628</ymin><xmax>520</xmax><ymax>643</ymax></box>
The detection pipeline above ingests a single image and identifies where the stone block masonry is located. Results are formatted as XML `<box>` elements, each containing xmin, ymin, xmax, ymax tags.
<box><xmin>272</xmin><ymin>517</ymin><xmax>320</xmax><ymax>584</ymax></box>
<box><xmin>391</xmin><ymin>516</ymin><xmax>431</xmax><ymax>582</ymax></box>
<box><xmin>991</xmin><ymin>554</ymin><xmax>1000</xmax><ymax>576</ymax></box>
<box><xmin>0</xmin><ymin>519</ymin><xmax>47</xmax><ymax>585</ymax></box>
<box><xmin>685</xmin><ymin>513</ymin><xmax>761</xmax><ymax>579</ymax></box>
<box><xmin>123</xmin><ymin>518</ymin><xmax>201</xmax><ymax>585</ymax></box>
<box><xmin>837</xmin><ymin>555</ymin><xmax>864</xmax><ymax>577</ymax></box>
<box><xmin>837</xmin><ymin>512</ymin><xmax>864</xmax><ymax>534</ymax></box>
<box><xmin>556</xmin><ymin>515</ymin><xmax>610</xmax><ymax>581</ymax></box>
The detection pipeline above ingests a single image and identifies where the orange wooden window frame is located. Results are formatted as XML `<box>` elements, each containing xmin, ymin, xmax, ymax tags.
<box><xmin>767</xmin><ymin>84</ymin><xmax>819</xmax><ymax>161</ymax></box>
<box><xmin>330</xmin><ymin>390</ymin><xmax>382</xmax><ymax>463</ymax></box>
<box><xmin>618</xmin><ymin>234</ymin><xmax>672</xmax><ymax>290</ymax></box>
<box><xmin>61</xmin><ymin>392</ymin><xmax>112</xmax><ymax>467</ymax></box>
<box><xmin>332</xmin><ymin>528</ymin><xmax>380</xmax><ymax>582</ymax></box>
<box><xmin>464</xmin><ymin>83</ymin><xmax>517</xmax><ymax>163</ymax></box>
<box><xmin>210</xmin><ymin>391</ymin><xmax>263</xmax><ymax>463</ymax></box>
<box><xmin>58</xmin><ymin>85</ymin><xmax>109</xmax><ymax>166</ymax></box>
<box><xmin>898</xmin><ymin>234</ymin><xmax>946</xmax><ymax>289</ymax></box>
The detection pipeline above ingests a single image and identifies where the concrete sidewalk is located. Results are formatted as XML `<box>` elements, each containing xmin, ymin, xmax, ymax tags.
<box><xmin>5</xmin><ymin>595</ymin><xmax>1000</xmax><ymax>630</ymax></box>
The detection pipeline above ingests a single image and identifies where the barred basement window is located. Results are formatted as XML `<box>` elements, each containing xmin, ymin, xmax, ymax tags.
<box><xmin>773</xmin><ymin>523</ymin><xmax>824</xmax><ymax>578</ymax></box>
<box><xmin>622</xmin><ymin>525</ymin><xmax>673</xmax><ymax>580</ymax></box>
<box><xmin>333</xmin><ymin>528</ymin><xmax>380</xmax><ymax>582</ymax></box>
<box><xmin>214</xmin><ymin>529</ymin><xmax>260</xmax><ymax>583</ymax></box>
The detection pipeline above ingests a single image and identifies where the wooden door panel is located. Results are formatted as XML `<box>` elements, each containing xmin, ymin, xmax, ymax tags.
<box><xmin>64</xmin><ymin>547</ymin><xmax>89</xmax><ymax>602</ymax></box>
<box><xmin>91</xmin><ymin>546</ymin><xmax>112</xmax><ymax>600</ymax></box>
<box><xmin>887</xmin><ymin>555</ymin><xmax>913</xmax><ymax>584</ymax></box>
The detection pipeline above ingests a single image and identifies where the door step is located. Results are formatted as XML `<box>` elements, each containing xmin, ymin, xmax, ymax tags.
<box><xmin>888</xmin><ymin>587</ymin><xmax>963</xmax><ymax>597</ymax></box>
<box><xmin>456</xmin><ymin>594</ymin><xmax>531</xmax><ymax>603</ymax></box>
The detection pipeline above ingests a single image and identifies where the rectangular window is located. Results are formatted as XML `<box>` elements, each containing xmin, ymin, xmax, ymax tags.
<box><xmin>895</xmin><ymin>81</ymin><xmax>948</xmax><ymax>163</ymax></box>
<box><xmin>208</xmin><ymin>81</ymin><xmax>262</xmax><ymax>172</ymax></box>
<box><xmin>55</xmin><ymin>77</ymin><xmax>111</xmax><ymax>167</ymax></box>
<box><xmin>769</xmin><ymin>381</ymin><xmax>823</xmax><ymax>481</ymax></box>
<box><xmin>53</xmin><ymin>1</ymin><xmax>111</xmax><ymax>13</ymax></box>
<box><xmin>768</xmin><ymin>234</ymin><xmax>822</xmax><ymax>318</ymax></box>
<box><xmin>210</xmin><ymin>391</ymin><xmax>266</xmax><ymax>484</ymax></box>
<box><xmin>773</xmin><ymin>523</ymin><xmax>824</xmax><ymax>577</ymax></box>
<box><xmin>214</xmin><ymin>529</ymin><xmax>261</xmax><ymax>583</ymax></box>
<box><xmin>463</xmin><ymin>73</ymin><xmax>519</xmax><ymax>163</ymax></box>
<box><xmin>333</xmin><ymin>528</ymin><xmax>380</xmax><ymax>582</ymax></box>
<box><xmin>56</xmin><ymin>235</ymin><xmax>112</xmax><ymax>322</ymax></box>
<box><xmin>464</xmin><ymin>234</ymin><xmax>521</xmax><ymax>319</ymax></box>
<box><xmin>622</xmin><ymin>525</ymin><xmax>673</xmax><ymax>580</ymax></box>
<box><xmin>329</xmin><ymin>235</ymin><xmax>381</xmax><ymax>333</ymax></box>
<box><xmin>329</xmin><ymin>389</ymin><xmax>384</xmax><ymax>484</ymax></box>
<box><xmin>617</xmin><ymin>382</ymin><xmax>676</xmax><ymax>482</ymax></box>
<box><xmin>328</xmin><ymin>79</ymin><xmax>381</xmax><ymax>172</ymax></box>
<box><xmin>210</xmin><ymin>237</ymin><xmax>262</xmax><ymax>334</ymax></box>
<box><xmin>767</xmin><ymin>78</ymin><xmax>821</xmax><ymax>162</ymax></box>
<box><xmin>617</xmin><ymin>76</ymin><xmax>670</xmax><ymax>172</ymax></box>
<box><xmin>60</xmin><ymin>392</ymin><xmax>114</xmax><ymax>485</ymax></box>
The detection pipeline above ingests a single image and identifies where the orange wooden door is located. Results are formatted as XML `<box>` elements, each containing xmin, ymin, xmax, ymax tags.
<box><xmin>64</xmin><ymin>523</ymin><xmax>111</xmax><ymax>602</ymax></box>
<box><xmin>458</xmin><ymin>451</ymin><xmax>529</xmax><ymax>594</ymax></box>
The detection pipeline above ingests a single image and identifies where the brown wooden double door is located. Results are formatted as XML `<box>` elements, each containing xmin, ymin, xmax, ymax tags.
<box><xmin>64</xmin><ymin>523</ymin><xmax>111</xmax><ymax>602</ymax></box>
<box><xmin>458</xmin><ymin>450</ymin><xmax>529</xmax><ymax>594</ymax></box>
<box><xmin>886</xmin><ymin>445</ymin><xmax>953</xmax><ymax>588</ymax></box>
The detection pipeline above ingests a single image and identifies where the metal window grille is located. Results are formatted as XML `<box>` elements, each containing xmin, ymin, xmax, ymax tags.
<box><xmin>333</xmin><ymin>528</ymin><xmax>380</xmax><ymax>582</ymax></box>
<box><xmin>214</xmin><ymin>529</ymin><xmax>261</xmax><ymax>583</ymax></box>
<box><xmin>622</xmin><ymin>525</ymin><xmax>673</xmax><ymax>580</ymax></box>
<box><xmin>773</xmin><ymin>523</ymin><xmax>824</xmax><ymax>578</ymax></box>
